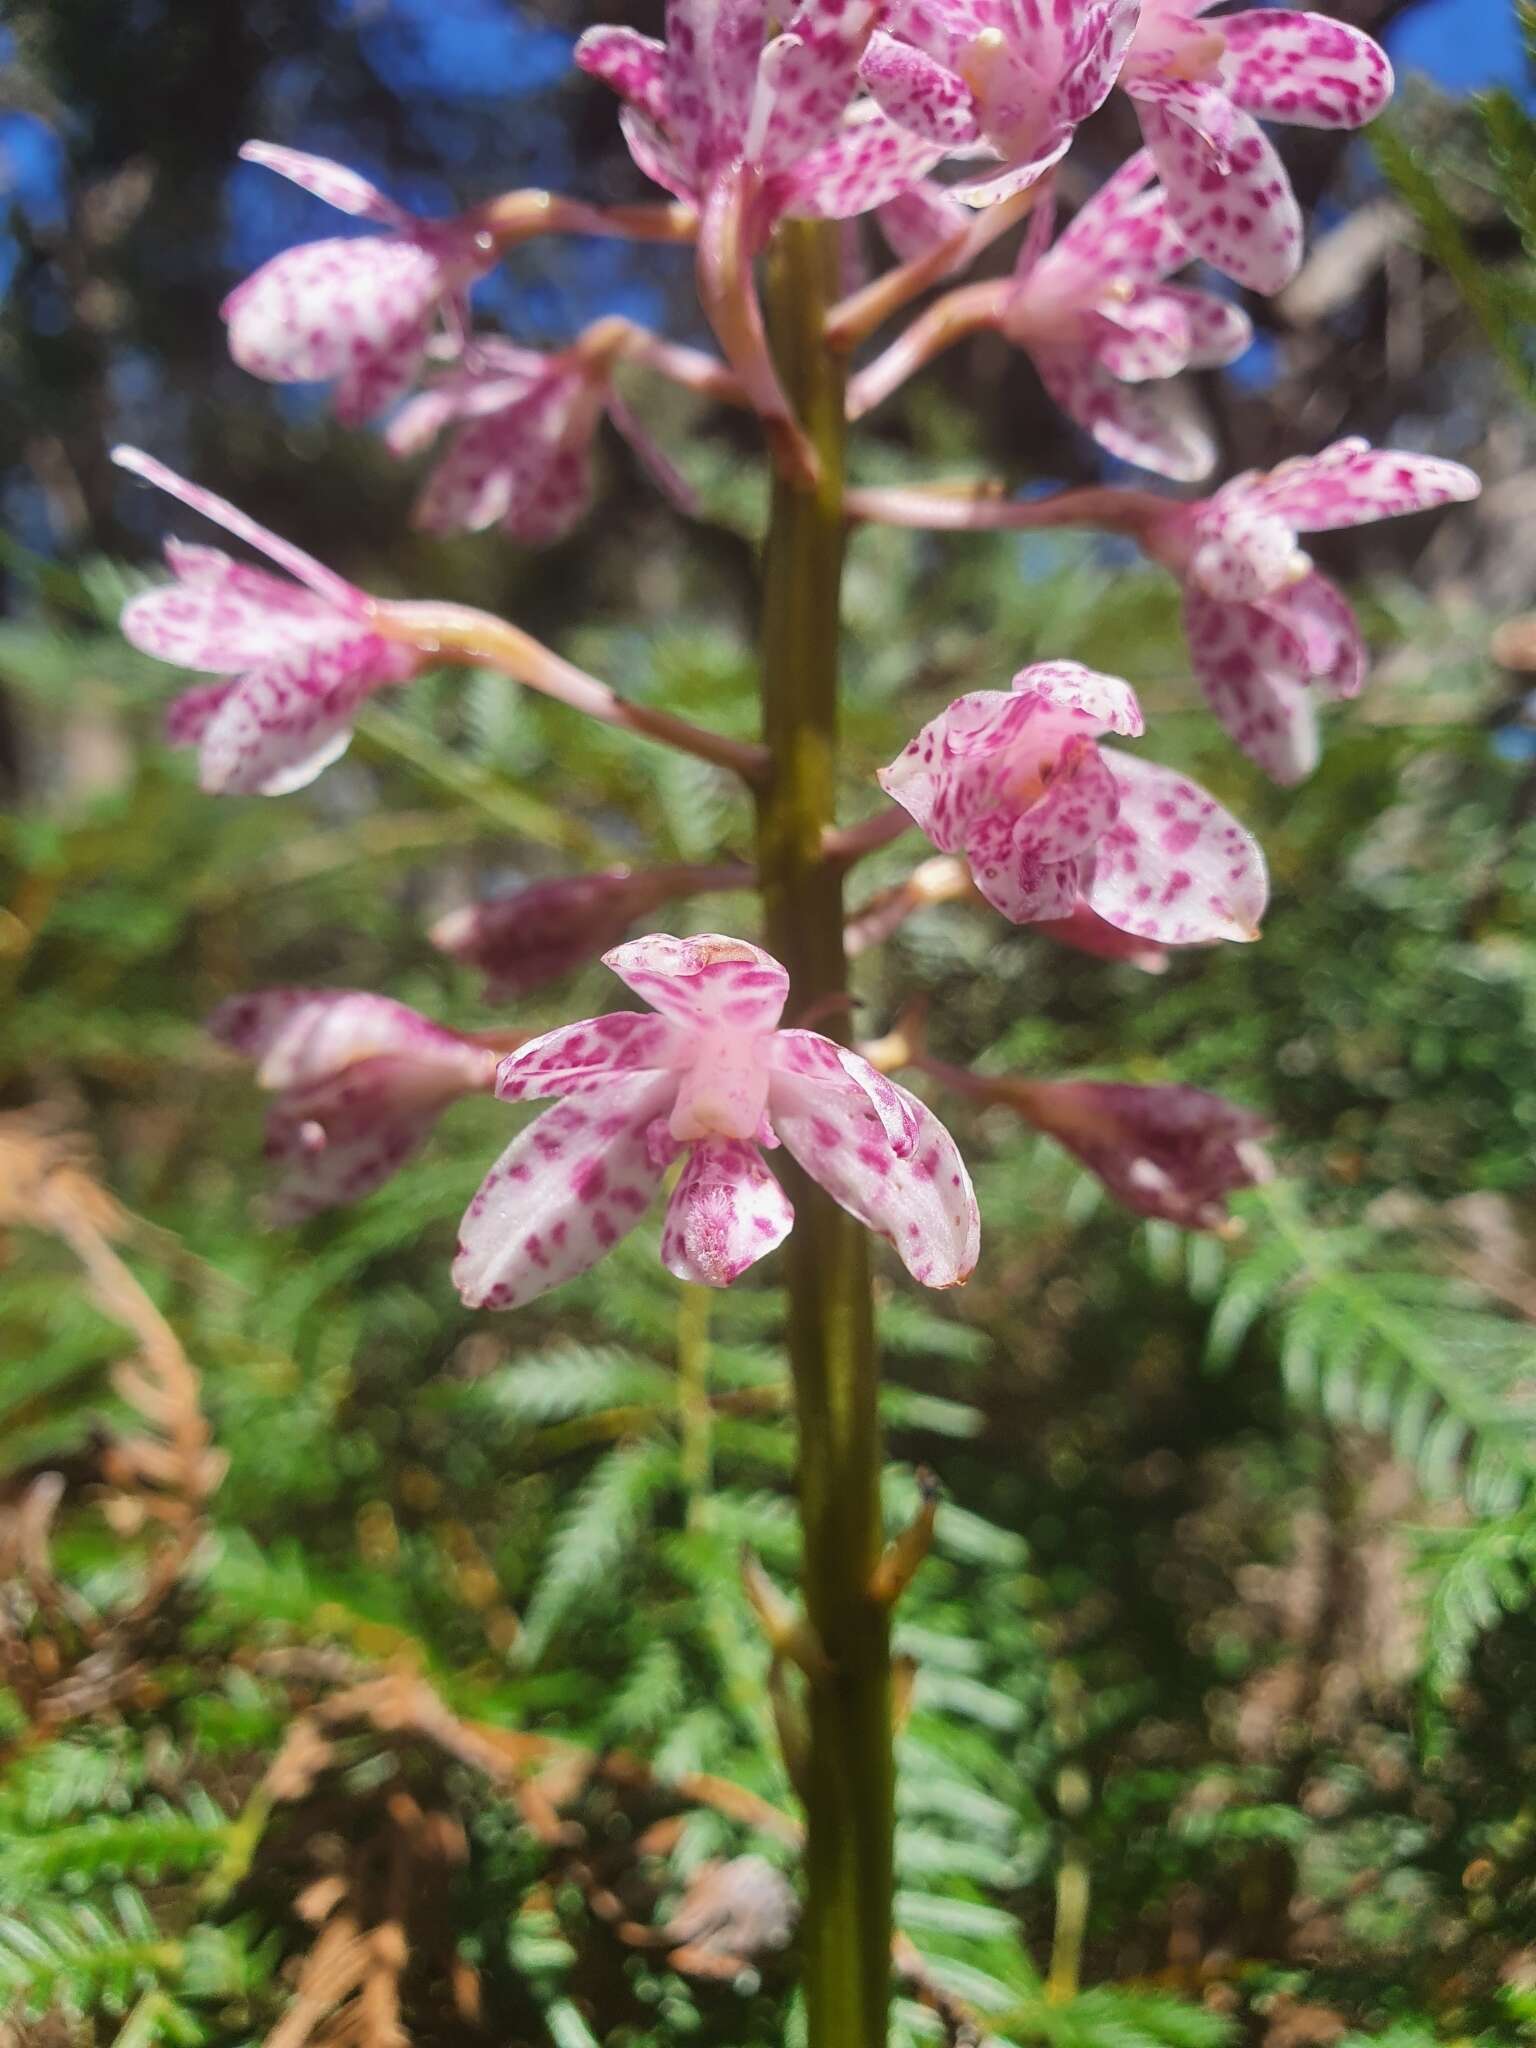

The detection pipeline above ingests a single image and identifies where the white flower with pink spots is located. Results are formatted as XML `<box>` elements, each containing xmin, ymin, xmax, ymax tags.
<box><xmin>213</xmin><ymin>990</ymin><xmax>498</xmax><ymax>1223</ymax></box>
<box><xmin>222</xmin><ymin>144</ymin><xmax>496</xmax><ymax>423</ymax></box>
<box><xmin>1144</xmin><ymin>439</ymin><xmax>1482</xmax><ymax>783</ymax></box>
<box><xmin>1119</xmin><ymin>2</ymin><xmax>1393</xmax><ymax>293</ymax></box>
<box><xmin>1003</xmin><ymin>151</ymin><xmax>1249</xmax><ymax>479</ymax></box>
<box><xmin>860</xmin><ymin>0</ymin><xmax>1138</xmax><ymax>207</ymax></box>
<box><xmin>115</xmin><ymin>448</ymin><xmax>418</xmax><ymax>796</ymax></box>
<box><xmin>879</xmin><ymin>660</ymin><xmax>1268</xmax><ymax>944</ymax></box>
<box><xmin>576</xmin><ymin>0</ymin><xmax>943</xmax><ymax>225</ymax></box>
<box><xmin>454</xmin><ymin>934</ymin><xmax>979</xmax><ymax>1311</ymax></box>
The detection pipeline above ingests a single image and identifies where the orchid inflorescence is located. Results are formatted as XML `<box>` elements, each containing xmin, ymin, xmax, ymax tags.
<box><xmin>115</xmin><ymin>0</ymin><xmax>1480</xmax><ymax>1319</ymax></box>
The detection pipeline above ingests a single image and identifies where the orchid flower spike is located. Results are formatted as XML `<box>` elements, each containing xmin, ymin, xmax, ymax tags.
<box><xmin>1118</xmin><ymin>3</ymin><xmax>1394</xmax><ymax>293</ymax></box>
<box><xmin>115</xmin><ymin>447</ymin><xmax>419</xmax><ymax>796</ymax></box>
<box><xmin>859</xmin><ymin>0</ymin><xmax>1138</xmax><ymax>207</ymax></box>
<box><xmin>212</xmin><ymin>990</ymin><xmax>500</xmax><ymax>1223</ymax></box>
<box><xmin>223</xmin><ymin>143</ymin><xmax>498</xmax><ymax>422</ymax></box>
<box><xmin>1141</xmin><ymin>438</ymin><xmax>1482</xmax><ymax>783</ymax></box>
<box><xmin>999</xmin><ymin>152</ymin><xmax>1250</xmax><ymax>482</ymax></box>
<box><xmin>454</xmin><ymin>934</ymin><xmax>979</xmax><ymax>1311</ymax></box>
<box><xmin>577</xmin><ymin>0</ymin><xmax>941</xmax><ymax>227</ymax></box>
<box><xmin>956</xmin><ymin>1070</ymin><xmax>1273</xmax><ymax>1230</ymax></box>
<box><xmin>879</xmin><ymin>660</ymin><xmax>1267</xmax><ymax>945</ymax></box>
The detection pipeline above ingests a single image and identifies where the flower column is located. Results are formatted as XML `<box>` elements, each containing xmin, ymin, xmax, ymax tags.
<box><xmin>757</xmin><ymin>217</ymin><xmax>893</xmax><ymax>2048</ymax></box>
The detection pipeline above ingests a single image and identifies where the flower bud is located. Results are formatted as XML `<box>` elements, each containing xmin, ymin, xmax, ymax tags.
<box><xmin>1005</xmin><ymin>1078</ymin><xmax>1273</xmax><ymax>1231</ymax></box>
<box><xmin>431</xmin><ymin>869</ymin><xmax>664</xmax><ymax>1000</ymax></box>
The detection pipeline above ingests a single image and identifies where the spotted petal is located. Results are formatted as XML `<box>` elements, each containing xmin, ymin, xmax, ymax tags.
<box><xmin>1218</xmin><ymin>11</ymin><xmax>1392</xmax><ymax>131</ymax></box>
<box><xmin>1137</xmin><ymin>95</ymin><xmax>1302</xmax><ymax>293</ymax></box>
<box><xmin>211</xmin><ymin>988</ymin><xmax>490</xmax><ymax>1091</ymax></box>
<box><xmin>193</xmin><ymin>632</ymin><xmax>394</xmax><ymax>796</ymax></box>
<box><xmin>573</xmin><ymin>26</ymin><xmax>673</xmax><ymax>128</ymax></box>
<box><xmin>1269</xmin><ymin>571</ymin><xmax>1365</xmax><ymax>701</ymax></box>
<box><xmin>660</xmin><ymin>1137</ymin><xmax>794</xmax><ymax>1285</ymax></box>
<box><xmin>782</xmin><ymin>102</ymin><xmax>948</xmax><ymax>219</ymax></box>
<box><xmin>238</xmin><ymin>142</ymin><xmax>417</xmax><ymax>228</ymax></box>
<box><xmin>453</xmin><ymin>1079</ymin><xmax>674</xmax><ymax>1311</ymax></box>
<box><xmin>1161</xmin><ymin>285</ymin><xmax>1252</xmax><ymax>370</ymax></box>
<box><xmin>1184</xmin><ymin>587</ymin><xmax>1322</xmax><ymax>783</ymax></box>
<box><xmin>603</xmin><ymin>933</ymin><xmax>791</xmax><ymax>1034</ymax></box>
<box><xmin>859</xmin><ymin>33</ymin><xmax>982</xmax><ymax>148</ymax></box>
<box><xmin>1088</xmin><ymin>746</ymin><xmax>1268</xmax><ymax>941</ymax></box>
<box><xmin>1033</xmin><ymin>342</ymin><xmax>1216</xmax><ymax>481</ymax></box>
<box><xmin>495</xmin><ymin>1014</ymin><xmax>685</xmax><ymax>1101</ymax></box>
<box><xmin>122</xmin><ymin>545</ymin><xmax>344</xmax><ymax>673</ymax></box>
<box><xmin>750</xmin><ymin>1</ymin><xmax>881</xmax><ymax>174</ymax></box>
<box><xmin>222</xmin><ymin>238</ymin><xmax>443</xmax><ymax>422</ymax></box>
<box><xmin>1243</xmin><ymin>439</ymin><xmax>1482</xmax><ymax>534</ymax></box>
<box><xmin>261</xmin><ymin>1072</ymin><xmax>447</xmax><ymax>1224</ymax></box>
<box><xmin>769</xmin><ymin>1067</ymin><xmax>979</xmax><ymax>1288</ymax></box>
<box><xmin>962</xmin><ymin>737</ymin><xmax>1121</xmax><ymax>923</ymax></box>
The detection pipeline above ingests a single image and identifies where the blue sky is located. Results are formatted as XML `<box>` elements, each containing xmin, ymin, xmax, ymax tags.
<box><xmin>1386</xmin><ymin>0</ymin><xmax>1530</xmax><ymax>95</ymax></box>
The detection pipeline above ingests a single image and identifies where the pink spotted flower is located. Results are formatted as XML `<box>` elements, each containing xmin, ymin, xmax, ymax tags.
<box><xmin>213</xmin><ymin>990</ymin><xmax>500</xmax><ymax>1224</ymax></box>
<box><xmin>852</xmin><ymin>151</ymin><xmax>1251</xmax><ymax>481</ymax></box>
<box><xmin>454</xmin><ymin>934</ymin><xmax>979</xmax><ymax>1310</ymax></box>
<box><xmin>115</xmin><ymin>447</ymin><xmax>419</xmax><ymax>796</ymax></box>
<box><xmin>387</xmin><ymin>340</ymin><xmax>617</xmax><ymax>544</ymax></box>
<box><xmin>577</xmin><ymin>0</ymin><xmax>940</xmax><ymax>225</ymax></box>
<box><xmin>859</xmin><ymin>0</ymin><xmax>1139</xmax><ymax>206</ymax></box>
<box><xmin>1119</xmin><ymin>3</ymin><xmax>1394</xmax><ymax>293</ymax></box>
<box><xmin>223</xmin><ymin>144</ymin><xmax>496</xmax><ymax>423</ymax></box>
<box><xmin>878</xmin><ymin>660</ymin><xmax>1267</xmax><ymax>944</ymax></box>
<box><xmin>999</xmin><ymin>152</ymin><xmax>1250</xmax><ymax>479</ymax></box>
<box><xmin>580</xmin><ymin>0</ymin><xmax>947</xmax><ymax>460</ymax></box>
<box><xmin>1142</xmin><ymin>438</ymin><xmax>1482</xmax><ymax>783</ymax></box>
<box><xmin>386</xmin><ymin>330</ymin><xmax>701</xmax><ymax>543</ymax></box>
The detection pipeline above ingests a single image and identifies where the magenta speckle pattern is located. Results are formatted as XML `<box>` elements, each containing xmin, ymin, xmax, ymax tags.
<box><xmin>210</xmin><ymin>988</ymin><xmax>496</xmax><ymax>1224</ymax></box>
<box><xmin>861</xmin><ymin>0</ymin><xmax>1137</xmax><ymax>206</ymax></box>
<box><xmin>453</xmin><ymin>931</ymin><xmax>981</xmax><ymax>1312</ymax></box>
<box><xmin>1146</xmin><ymin>438</ymin><xmax>1481</xmax><ymax>781</ymax></box>
<box><xmin>1002</xmin><ymin>149</ymin><xmax>1253</xmax><ymax>480</ymax></box>
<box><xmin>117</xmin><ymin>456</ymin><xmax>417</xmax><ymax>797</ymax></box>
<box><xmin>880</xmin><ymin>660</ymin><xmax>1267</xmax><ymax>944</ymax></box>
<box><xmin>222</xmin><ymin>143</ymin><xmax>493</xmax><ymax>422</ymax></box>
<box><xmin>115</xmin><ymin>456</ymin><xmax>415</xmax><ymax>798</ymax></box>
<box><xmin>660</xmin><ymin>1136</ymin><xmax>795</xmax><ymax>1285</ymax></box>
<box><xmin>388</xmin><ymin>342</ymin><xmax>611</xmax><ymax>544</ymax></box>
<box><xmin>1120</xmin><ymin>5</ymin><xmax>1392</xmax><ymax>295</ymax></box>
<box><xmin>577</xmin><ymin>0</ymin><xmax>942</xmax><ymax>224</ymax></box>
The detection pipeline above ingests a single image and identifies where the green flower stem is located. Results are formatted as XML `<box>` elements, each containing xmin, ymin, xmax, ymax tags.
<box><xmin>756</xmin><ymin>217</ymin><xmax>892</xmax><ymax>2048</ymax></box>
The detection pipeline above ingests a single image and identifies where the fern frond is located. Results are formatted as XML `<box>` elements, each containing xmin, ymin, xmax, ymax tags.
<box><xmin>0</xmin><ymin>1792</ymin><xmax>228</xmax><ymax>1904</ymax></box>
<box><xmin>517</xmin><ymin>1437</ymin><xmax>677</xmax><ymax>1661</ymax></box>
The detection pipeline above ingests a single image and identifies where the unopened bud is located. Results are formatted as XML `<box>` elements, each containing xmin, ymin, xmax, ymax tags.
<box><xmin>432</xmin><ymin>869</ymin><xmax>661</xmax><ymax>1000</ymax></box>
<box><xmin>1003</xmin><ymin>1077</ymin><xmax>1273</xmax><ymax>1230</ymax></box>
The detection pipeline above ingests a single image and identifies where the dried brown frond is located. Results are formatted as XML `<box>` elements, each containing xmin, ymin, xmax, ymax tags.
<box><xmin>0</xmin><ymin>1110</ymin><xmax>224</xmax><ymax>1750</ymax></box>
<box><xmin>265</xmin><ymin>1789</ymin><xmax>471</xmax><ymax>2048</ymax></box>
